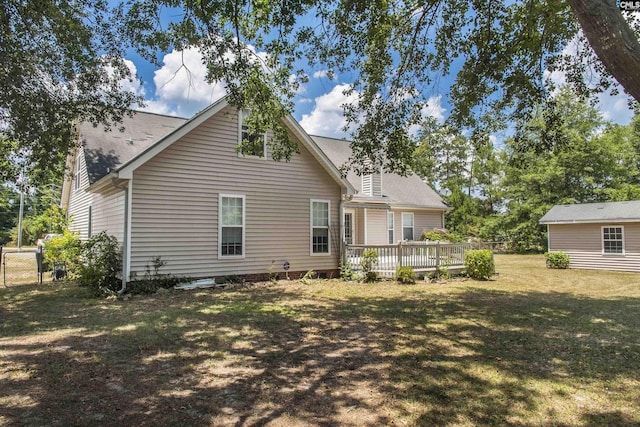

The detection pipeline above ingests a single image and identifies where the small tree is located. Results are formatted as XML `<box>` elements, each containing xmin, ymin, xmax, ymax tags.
<box><xmin>43</xmin><ymin>230</ymin><xmax>82</xmax><ymax>277</ymax></box>
<box><xmin>78</xmin><ymin>232</ymin><xmax>122</xmax><ymax>295</ymax></box>
<box><xmin>360</xmin><ymin>249</ymin><xmax>379</xmax><ymax>283</ymax></box>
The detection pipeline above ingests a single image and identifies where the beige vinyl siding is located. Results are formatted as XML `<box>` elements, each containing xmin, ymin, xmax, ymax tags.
<box><xmin>548</xmin><ymin>223</ymin><xmax>640</xmax><ymax>272</ymax></box>
<box><xmin>67</xmin><ymin>150</ymin><xmax>93</xmax><ymax>241</ymax></box>
<box><xmin>91</xmin><ymin>186</ymin><xmax>125</xmax><ymax>242</ymax></box>
<box><xmin>389</xmin><ymin>209</ymin><xmax>443</xmax><ymax>241</ymax></box>
<box><xmin>355</xmin><ymin>209</ymin><xmax>365</xmax><ymax>245</ymax></box>
<box><xmin>129</xmin><ymin>106</ymin><xmax>342</xmax><ymax>278</ymax></box>
<box><xmin>365</xmin><ymin>209</ymin><xmax>388</xmax><ymax>245</ymax></box>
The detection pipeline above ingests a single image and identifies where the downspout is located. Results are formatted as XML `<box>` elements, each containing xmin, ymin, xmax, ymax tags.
<box><xmin>111</xmin><ymin>178</ymin><xmax>129</xmax><ymax>293</ymax></box>
<box><xmin>339</xmin><ymin>196</ymin><xmax>345</xmax><ymax>265</ymax></box>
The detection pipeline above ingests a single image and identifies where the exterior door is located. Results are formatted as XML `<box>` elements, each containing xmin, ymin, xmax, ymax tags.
<box><xmin>344</xmin><ymin>212</ymin><xmax>354</xmax><ymax>245</ymax></box>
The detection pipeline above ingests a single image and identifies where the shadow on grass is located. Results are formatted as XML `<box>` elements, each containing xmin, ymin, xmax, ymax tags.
<box><xmin>1</xmin><ymin>282</ymin><xmax>639</xmax><ymax>426</ymax></box>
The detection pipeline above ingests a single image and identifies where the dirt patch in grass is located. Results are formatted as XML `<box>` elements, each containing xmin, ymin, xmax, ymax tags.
<box><xmin>1</xmin><ymin>255</ymin><xmax>640</xmax><ymax>426</ymax></box>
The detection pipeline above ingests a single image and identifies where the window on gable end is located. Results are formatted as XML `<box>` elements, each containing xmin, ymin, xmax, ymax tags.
<box><xmin>239</xmin><ymin>109</ymin><xmax>266</xmax><ymax>158</ymax></box>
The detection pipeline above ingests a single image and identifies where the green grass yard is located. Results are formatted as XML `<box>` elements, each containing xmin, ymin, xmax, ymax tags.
<box><xmin>1</xmin><ymin>255</ymin><xmax>639</xmax><ymax>426</ymax></box>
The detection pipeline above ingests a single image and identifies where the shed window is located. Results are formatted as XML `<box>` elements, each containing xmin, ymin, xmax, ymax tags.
<box><xmin>219</xmin><ymin>195</ymin><xmax>245</xmax><ymax>257</ymax></box>
<box><xmin>402</xmin><ymin>212</ymin><xmax>414</xmax><ymax>241</ymax></box>
<box><xmin>239</xmin><ymin>109</ymin><xmax>266</xmax><ymax>158</ymax></box>
<box><xmin>602</xmin><ymin>226</ymin><xmax>624</xmax><ymax>254</ymax></box>
<box><xmin>311</xmin><ymin>200</ymin><xmax>330</xmax><ymax>254</ymax></box>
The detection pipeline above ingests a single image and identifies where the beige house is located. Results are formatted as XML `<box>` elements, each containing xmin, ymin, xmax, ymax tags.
<box><xmin>540</xmin><ymin>201</ymin><xmax>640</xmax><ymax>272</ymax></box>
<box><xmin>61</xmin><ymin>97</ymin><xmax>448</xmax><ymax>282</ymax></box>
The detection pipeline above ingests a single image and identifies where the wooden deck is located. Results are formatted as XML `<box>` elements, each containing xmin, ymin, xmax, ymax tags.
<box><xmin>344</xmin><ymin>241</ymin><xmax>471</xmax><ymax>278</ymax></box>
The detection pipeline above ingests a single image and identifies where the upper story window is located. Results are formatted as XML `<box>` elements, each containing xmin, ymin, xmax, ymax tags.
<box><xmin>602</xmin><ymin>226</ymin><xmax>624</xmax><ymax>254</ymax></box>
<box><xmin>73</xmin><ymin>154</ymin><xmax>81</xmax><ymax>190</ymax></box>
<box><xmin>239</xmin><ymin>109</ymin><xmax>266</xmax><ymax>159</ymax></box>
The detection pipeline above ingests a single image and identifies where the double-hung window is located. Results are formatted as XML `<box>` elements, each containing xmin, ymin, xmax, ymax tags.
<box><xmin>219</xmin><ymin>195</ymin><xmax>245</xmax><ymax>257</ymax></box>
<box><xmin>402</xmin><ymin>212</ymin><xmax>414</xmax><ymax>241</ymax></box>
<box><xmin>311</xmin><ymin>200</ymin><xmax>330</xmax><ymax>254</ymax></box>
<box><xmin>602</xmin><ymin>226</ymin><xmax>624</xmax><ymax>254</ymax></box>
<box><xmin>239</xmin><ymin>109</ymin><xmax>266</xmax><ymax>158</ymax></box>
<box><xmin>387</xmin><ymin>211</ymin><xmax>395</xmax><ymax>244</ymax></box>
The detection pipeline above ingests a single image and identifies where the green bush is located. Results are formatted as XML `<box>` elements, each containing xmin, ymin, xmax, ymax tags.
<box><xmin>420</xmin><ymin>228</ymin><xmax>464</xmax><ymax>243</ymax></box>
<box><xmin>128</xmin><ymin>255</ymin><xmax>187</xmax><ymax>294</ymax></box>
<box><xmin>360</xmin><ymin>249</ymin><xmax>378</xmax><ymax>283</ymax></box>
<box><xmin>464</xmin><ymin>249</ymin><xmax>495</xmax><ymax>280</ymax></box>
<box><xmin>77</xmin><ymin>232</ymin><xmax>122</xmax><ymax>296</ymax></box>
<box><xmin>545</xmin><ymin>251</ymin><xmax>570</xmax><ymax>269</ymax></box>
<box><xmin>43</xmin><ymin>230</ymin><xmax>82</xmax><ymax>277</ymax></box>
<box><xmin>340</xmin><ymin>262</ymin><xmax>358</xmax><ymax>281</ymax></box>
<box><xmin>395</xmin><ymin>266</ymin><xmax>416</xmax><ymax>284</ymax></box>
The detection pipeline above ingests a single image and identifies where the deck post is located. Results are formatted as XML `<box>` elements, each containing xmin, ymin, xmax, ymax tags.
<box><xmin>435</xmin><ymin>241</ymin><xmax>440</xmax><ymax>269</ymax></box>
<box><xmin>398</xmin><ymin>241</ymin><xmax>403</xmax><ymax>268</ymax></box>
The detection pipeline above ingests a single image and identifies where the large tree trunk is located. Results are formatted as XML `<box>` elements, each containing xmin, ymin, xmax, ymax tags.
<box><xmin>567</xmin><ymin>0</ymin><xmax>640</xmax><ymax>103</ymax></box>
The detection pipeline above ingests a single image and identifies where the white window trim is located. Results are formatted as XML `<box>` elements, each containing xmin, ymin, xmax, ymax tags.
<box><xmin>601</xmin><ymin>225</ymin><xmax>625</xmax><ymax>255</ymax></box>
<box><xmin>73</xmin><ymin>154</ymin><xmax>81</xmax><ymax>191</ymax></box>
<box><xmin>238</xmin><ymin>109</ymin><xmax>267</xmax><ymax>160</ymax></box>
<box><xmin>310</xmin><ymin>199</ymin><xmax>331</xmax><ymax>256</ymax></box>
<box><xmin>344</xmin><ymin>209</ymin><xmax>354</xmax><ymax>245</ymax></box>
<box><xmin>218</xmin><ymin>194</ymin><xmax>246</xmax><ymax>259</ymax></box>
<box><xmin>387</xmin><ymin>211</ymin><xmax>395</xmax><ymax>244</ymax></box>
<box><xmin>402</xmin><ymin>212</ymin><xmax>414</xmax><ymax>241</ymax></box>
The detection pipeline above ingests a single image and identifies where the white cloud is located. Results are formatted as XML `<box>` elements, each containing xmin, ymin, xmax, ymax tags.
<box><xmin>152</xmin><ymin>47</ymin><xmax>227</xmax><ymax>117</ymax></box>
<box><xmin>312</xmin><ymin>70</ymin><xmax>333</xmax><ymax>79</ymax></box>
<box><xmin>407</xmin><ymin>95</ymin><xmax>447</xmax><ymax>135</ymax></box>
<box><xmin>299</xmin><ymin>84</ymin><xmax>358</xmax><ymax>138</ymax></box>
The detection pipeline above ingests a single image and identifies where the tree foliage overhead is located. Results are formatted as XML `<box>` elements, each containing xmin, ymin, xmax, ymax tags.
<box><xmin>1</xmin><ymin>0</ymin><xmax>142</xmax><ymax>180</ymax></box>
<box><xmin>3</xmin><ymin>0</ymin><xmax>640</xmax><ymax>178</ymax></box>
<box><xmin>115</xmin><ymin>0</ymin><xmax>640</xmax><ymax>174</ymax></box>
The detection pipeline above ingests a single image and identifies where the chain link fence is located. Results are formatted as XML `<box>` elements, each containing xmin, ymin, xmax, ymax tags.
<box><xmin>1</xmin><ymin>247</ymin><xmax>53</xmax><ymax>288</ymax></box>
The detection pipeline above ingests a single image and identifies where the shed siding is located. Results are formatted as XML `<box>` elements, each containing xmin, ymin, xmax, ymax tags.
<box><xmin>91</xmin><ymin>186</ymin><xmax>125</xmax><ymax>242</ymax></box>
<box><xmin>548</xmin><ymin>223</ymin><xmax>640</xmax><ymax>272</ymax></box>
<box><xmin>130</xmin><ymin>106</ymin><xmax>341</xmax><ymax>278</ymax></box>
<box><xmin>67</xmin><ymin>150</ymin><xmax>93</xmax><ymax>241</ymax></box>
<box><xmin>365</xmin><ymin>209</ymin><xmax>388</xmax><ymax>245</ymax></box>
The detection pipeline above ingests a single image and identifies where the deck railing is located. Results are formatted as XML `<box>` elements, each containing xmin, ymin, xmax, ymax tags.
<box><xmin>344</xmin><ymin>241</ymin><xmax>472</xmax><ymax>277</ymax></box>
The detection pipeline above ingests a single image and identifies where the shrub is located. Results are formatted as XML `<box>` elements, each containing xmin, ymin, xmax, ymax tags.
<box><xmin>300</xmin><ymin>270</ymin><xmax>316</xmax><ymax>285</ymax></box>
<box><xmin>395</xmin><ymin>266</ymin><xmax>416</xmax><ymax>284</ymax></box>
<box><xmin>340</xmin><ymin>262</ymin><xmax>358</xmax><ymax>281</ymax></box>
<box><xmin>545</xmin><ymin>251</ymin><xmax>570</xmax><ymax>269</ymax></box>
<box><xmin>420</xmin><ymin>228</ymin><xmax>464</xmax><ymax>243</ymax></box>
<box><xmin>360</xmin><ymin>249</ymin><xmax>378</xmax><ymax>283</ymax></box>
<box><xmin>464</xmin><ymin>249</ymin><xmax>495</xmax><ymax>280</ymax></box>
<box><xmin>43</xmin><ymin>230</ymin><xmax>82</xmax><ymax>277</ymax></box>
<box><xmin>128</xmin><ymin>256</ymin><xmax>187</xmax><ymax>295</ymax></box>
<box><xmin>77</xmin><ymin>232</ymin><xmax>122</xmax><ymax>296</ymax></box>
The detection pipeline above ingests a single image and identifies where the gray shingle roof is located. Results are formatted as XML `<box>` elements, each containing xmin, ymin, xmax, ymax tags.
<box><xmin>310</xmin><ymin>135</ymin><xmax>448</xmax><ymax>210</ymax></box>
<box><xmin>78</xmin><ymin>111</ymin><xmax>187</xmax><ymax>184</ymax></box>
<box><xmin>540</xmin><ymin>201</ymin><xmax>640</xmax><ymax>224</ymax></box>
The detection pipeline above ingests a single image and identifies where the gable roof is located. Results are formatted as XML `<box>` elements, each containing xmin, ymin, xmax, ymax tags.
<box><xmin>311</xmin><ymin>135</ymin><xmax>448</xmax><ymax>210</ymax></box>
<box><xmin>78</xmin><ymin>112</ymin><xmax>187</xmax><ymax>185</ymax></box>
<box><xmin>540</xmin><ymin>201</ymin><xmax>640</xmax><ymax>224</ymax></box>
<box><xmin>80</xmin><ymin>98</ymin><xmax>354</xmax><ymax>194</ymax></box>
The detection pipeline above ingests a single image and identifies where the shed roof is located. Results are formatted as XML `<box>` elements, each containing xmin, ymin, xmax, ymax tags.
<box><xmin>310</xmin><ymin>135</ymin><xmax>448</xmax><ymax>210</ymax></box>
<box><xmin>78</xmin><ymin>111</ymin><xmax>187</xmax><ymax>184</ymax></box>
<box><xmin>539</xmin><ymin>201</ymin><xmax>640</xmax><ymax>224</ymax></box>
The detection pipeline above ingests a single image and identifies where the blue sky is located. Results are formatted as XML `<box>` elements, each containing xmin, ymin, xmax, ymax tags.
<box><xmin>120</xmin><ymin>41</ymin><xmax>635</xmax><ymax>141</ymax></box>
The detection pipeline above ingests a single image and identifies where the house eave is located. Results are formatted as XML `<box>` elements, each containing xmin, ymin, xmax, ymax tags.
<box><xmin>541</xmin><ymin>218</ymin><xmax>640</xmax><ymax>225</ymax></box>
